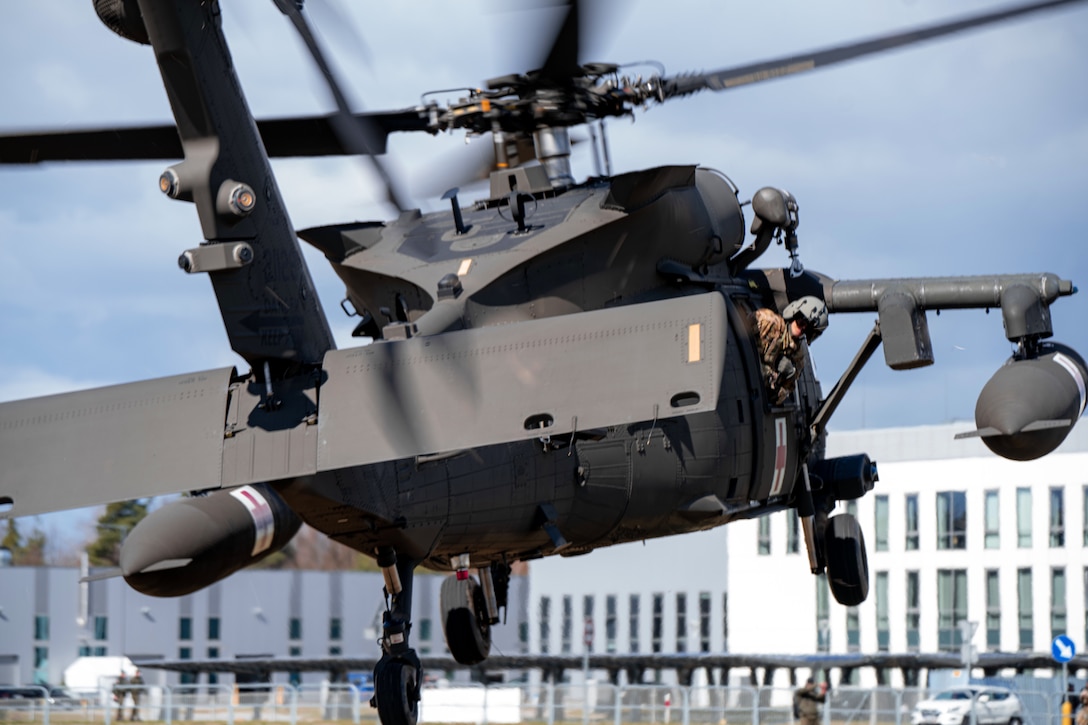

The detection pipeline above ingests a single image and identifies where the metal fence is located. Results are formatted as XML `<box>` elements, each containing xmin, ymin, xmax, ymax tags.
<box><xmin>0</xmin><ymin>681</ymin><xmax>1075</xmax><ymax>725</ymax></box>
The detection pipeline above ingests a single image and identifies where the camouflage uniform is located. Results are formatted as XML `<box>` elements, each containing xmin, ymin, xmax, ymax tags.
<box><xmin>794</xmin><ymin>681</ymin><xmax>827</xmax><ymax>725</ymax></box>
<box><xmin>751</xmin><ymin>307</ymin><xmax>807</xmax><ymax>404</ymax></box>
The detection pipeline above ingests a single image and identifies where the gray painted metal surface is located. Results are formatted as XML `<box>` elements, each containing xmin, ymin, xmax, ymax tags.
<box><xmin>318</xmin><ymin>292</ymin><xmax>726</xmax><ymax>469</ymax></box>
<box><xmin>0</xmin><ymin>367</ymin><xmax>235</xmax><ymax>518</ymax></box>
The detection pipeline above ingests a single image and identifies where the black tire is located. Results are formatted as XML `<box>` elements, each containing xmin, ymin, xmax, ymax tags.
<box><xmin>1009</xmin><ymin>718</ymin><xmax>1022</xmax><ymax>725</ymax></box>
<box><xmin>440</xmin><ymin>575</ymin><xmax>492</xmax><ymax>665</ymax></box>
<box><xmin>374</xmin><ymin>657</ymin><xmax>419</xmax><ymax>725</ymax></box>
<box><xmin>93</xmin><ymin>0</ymin><xmax>150</xmax><ymax>45</ymax></box>
<box><xmin>824</xmin><ymin>512</ymin><xmax>869</xmax><ymax>606</ymax></box>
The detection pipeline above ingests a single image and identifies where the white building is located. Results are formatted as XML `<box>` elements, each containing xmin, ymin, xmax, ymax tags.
<box><xmin>529</xmin><ymin>421</ymin><xmax>1088</xmax><ymax>687</ymax></box>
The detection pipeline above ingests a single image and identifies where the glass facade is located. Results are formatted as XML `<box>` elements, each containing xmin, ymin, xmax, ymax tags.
<box><xmin>936</xmin><ymin>492</ymin><xmax>967</xmax><ymax>550</ymax></box>
<box><xmin>758</xmin><ymin>516</ymin><xmax>771</xmax><ymax>555</ymax></box>
<box><xmin>1018</xmin><ymin>567</ymin><xmax>1034</xmax><ymax>649</ymax></box>
<box><xmin>1051</xmin><ymin>487</ymin><xmax>1066</xmax><ymax>548</ymax></box>
<box><xmin>1052</xmin><ymin>567</ymin><xmax>1067</xmax><ymax>642</ymax></box>
<box><xmin>876</xmin><ymin>572</ymin><xmax>889</xmax><ymax>651</ymax></box>
<box><xmin>905</xmin><ymin>495</ymin><xmax>919</xmax><ymax>551</ymax></box>
<box><xmin>1017</xmin><ymin>487</ymin><xmax>1032</xmax><ymax>548</ymax></box>
<box><xmin>874</xmin><ymin>495</ymin><xmax>889</xmax><ymax>552</ymax></box>
<box><xmin>937</xmin><ymin>569</ymin><xmax>967</xmax><ymax>651</ymax></box>
<box><xmin>984</xmin><ymin>490</ymin><xmax>1000</xmax><ymax>549</ymax></box>
<box><xmin>986</xmin><ymin>570</ymin><xmax>1001</xmax><ymax>650</ymax></box>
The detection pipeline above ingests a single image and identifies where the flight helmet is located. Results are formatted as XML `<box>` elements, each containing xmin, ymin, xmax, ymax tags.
<box><xmin>782</xmin><ymin>296</ymin><xmax>828</xmax><ymax>341</ymax></box>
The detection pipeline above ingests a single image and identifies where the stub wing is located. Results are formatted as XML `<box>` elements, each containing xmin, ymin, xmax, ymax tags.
<box><xmin>0</xmin><ymin>368</ymin><xmax>235</xmax><ymax>518</ymax></box>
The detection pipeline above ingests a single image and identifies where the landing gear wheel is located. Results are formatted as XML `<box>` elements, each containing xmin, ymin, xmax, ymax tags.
<box><xmin>824</xmin><ymin>512</ymin><xmax>869</xmax><ymax>606</ymax></box>
<box><xmin>374</xmin><ymin>655</ymin><xmax>420</xmax><ymax>725</ymax></box>
<box><xmin>440</xmin><ymin>575</ymin><xmax>492</xmax><ymax>665</ymax></box>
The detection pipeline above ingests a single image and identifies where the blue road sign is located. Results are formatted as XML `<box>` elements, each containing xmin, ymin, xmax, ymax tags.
<box><xmin>1052</xmin><ymin>635</ymin><xmax>1076</xmax><ymax>663</ymax></box>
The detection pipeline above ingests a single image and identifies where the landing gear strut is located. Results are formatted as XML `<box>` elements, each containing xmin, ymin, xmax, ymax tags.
<box><xmin>372</xmin><ymin>547</ymin><xmax>422</xmax><ymax>725</ymax></box>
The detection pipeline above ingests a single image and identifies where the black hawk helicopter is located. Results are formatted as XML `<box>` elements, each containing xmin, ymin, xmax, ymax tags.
<box><xmin>1</xmin><ymin>1</ymin><xmax>1087</xmax><ymax>723</ymax></box>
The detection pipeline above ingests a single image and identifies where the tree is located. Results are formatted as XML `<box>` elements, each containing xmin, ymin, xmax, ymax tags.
<box><xmin>86</xmin><ymin>500</ymin><xmax>150</xmax><ymax>566</ymax></box>
<box><xmin>1</xmin><ymin>518</ymin><xmax>47</xmax><ymax>566</ymax></box>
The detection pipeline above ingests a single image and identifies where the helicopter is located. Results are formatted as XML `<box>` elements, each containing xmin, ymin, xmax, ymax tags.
<box><xmin>2</xmin><ymin>1</ymin><xmax>1088</xmax><ymax>723</ymax></box>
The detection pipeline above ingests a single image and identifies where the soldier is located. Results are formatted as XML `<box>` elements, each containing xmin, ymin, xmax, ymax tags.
<box><xmin>129</xmin><ymin>670</ymin><xmax>144</xmax><ymax>721</ymax></box>
<box><xmin>751</xmin><ymin>296</ymin><xmax>828</xmax><ymax>404</ymax></box>
<box><xmin>113</xmin><ymin>671</ymin><xmax>129</xmax><ymax>721</ymax></box>
<box><xmin>794</xmin><ymin>677</ymin><xmax>828</xmax><ymax>725</ymax></box>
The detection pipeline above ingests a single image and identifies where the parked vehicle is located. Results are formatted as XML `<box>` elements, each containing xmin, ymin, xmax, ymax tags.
<box><xmin>911</xmin><ymin>686</ymin><xmax>1023</xmax><ymax>725</ymax></box>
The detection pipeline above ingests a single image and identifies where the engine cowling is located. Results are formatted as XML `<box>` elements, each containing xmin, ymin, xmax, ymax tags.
<box><xmin>120</xmin><ymin>484</ymin><xmax>301</xmax><ymax>596</ymax></box>
<box><xmin>965</xmin><ymin>343</ymin><xmax>1087</xmax><ymax>461</ymax></box>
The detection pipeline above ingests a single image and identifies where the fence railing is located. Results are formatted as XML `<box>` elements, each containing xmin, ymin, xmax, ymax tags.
<box><xmin>0</xmin><ymin>682</ymin><xmax>1073</xmax><ymax>725</ymax></box>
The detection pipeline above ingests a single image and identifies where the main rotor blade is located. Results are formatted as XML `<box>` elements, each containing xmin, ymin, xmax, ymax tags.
<box><xmin>538</xmin><ymin>0</ymin><xmax>581</xmax><ymax>82</ymax></box>
<box><xmin>0</xmin><ymin>110</ymin><xmax>429</xmax><ymax>165</ymax></box>
<box><xmin>273</xmin><ymin>0</ymin><xmax>409</xmax><ymax>212</ymax></box>
<box><xmin>663</xmin><ymin>0</ymin><xmax>1087</xmax><ymax>98</ymax></box>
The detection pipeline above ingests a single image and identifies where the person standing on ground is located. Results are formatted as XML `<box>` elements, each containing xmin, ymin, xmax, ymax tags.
<box><xmin>794</xmin><ymin>677</ymin><xmax>828</xmax><ymax>725</ymax></box>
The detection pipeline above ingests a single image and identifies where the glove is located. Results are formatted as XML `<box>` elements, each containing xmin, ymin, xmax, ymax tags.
<box><xmin>776</xmin><ymin>357</ymin><xmax>795</xmax><ymax>380</ymax></box>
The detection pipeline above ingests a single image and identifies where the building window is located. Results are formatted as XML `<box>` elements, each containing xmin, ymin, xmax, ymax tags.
<box><xmin>1018</xmin><ymin>567</ymin><xmax>1034</xmax><ymax>650</ymax></box>
<box><xmin>207</xmin><ymin>617</ymin><xmax>220</xmax><ymax>641</ymax></box>
<box><xmin>1051</xmin><ymin>487</ymin><xmax>1066</xmax><ymax>548</ymax></box>
<box><xmin>676</xmin><ymin>593</ymin><xmax>687</xmax><ymax>653</ymax></box>
<box><xmin>1017</xmin><ymin>487</ymin><xmax>1032</xmax><ymax>548</ymax></box>
<box><xmin>907</xmin><ymin>571</ymin><xmax>920</xmax><ymax>651</ymax></box>
<box><xmin>179</xmin><ymin>617</ymin><xmax>192</xmax><ymax>641</ymax></box>
<box><xmin>846</xmin><ymin>607</ymin><xmax>860</xmax><ymax>652</ymax></box>
<box><xmin>937</xmin><ymin>569</ymin><xmax>967</xmax><ymax>652</ymax></box>
<box><xmin>984</xmin><ymin>490</ymin><xmax>1000</xmax><ymax>549</ymax></box>
<box><xmin>33</xmin><ymin>647</ymin><xmax>48</xmax><ymax>685</ymax></box>
<box><xmin>561</xmin><ymin>595</ymin><xmax>572</xmax><ymax>654</ymax></box>
<box><xmin>289</xmin><ymin>617</ymin><xmax>301</xmax><ymax>640</ymax></box>
<box><xmin>1083</xmin><ymin>486</ymin><xmax>1088</xmax><ymax>546</ymax></box>
<box><xmin>94</xmin><ymin>616</ymin><xmax>108</xmax><ymax>641</ymax></box>
<box><xmin>179</xmin><ymin>647</ymin><xmax>195</xmax><ymax>685</ymax></box>
<box><xmin>288</xmin><ymin>645</ymin><xmax>301</xmax><ymax>657</ymax></box>
<box><xmin>419</xmin><ymin>619</ymin><xmax>431</xmax><ymax>644</ymax></box>
<box><xmin>1052</xmin><ymin>567</ymin><xmax>1067</xmax><ymax>643</ymax></box>
<box><xmin>583</xmin><ymin>595</ymin><xmax>595</xmax><ymax>653</ymax></box>
<box><xmin>1084</xmin><ymin>568</ymin><xmax>1088</xmax><ymax>647</ymax></box>
<box><xmin>329</xmin><ymin>646</ymin><xmax>341</xmax><ymax>656</ymax></box>
<box><xmin>93</xmin><ymin>646</ymin><xmax>106</xmax><ymax>656</ymax></box>
<box><xmin>722</xmin><ymin>593</ymin><xmax>729</xmax><ymax>652</ymax></box>
<box><xmin>651</xmin><ymin>593</ymin><xmax>664</xmax><ymax>653</ymax></box>
<box><xmin>79</xmin><ymin>645</ymin><xmax>92</xmax><ymax>657</ymax></box>
<box><xmin>605</xmin><ymin>595</ymin><xmax>617</xmax><ymax>654</ymax></box>
<box><xmin>876</xmin><ymin>572</ymin><xmax>889</xmax><ymax>652</ymax></box>
<box><xmin>936</xmin><ymin>492</ymin><xmax>967</xmax><ymax>550</ymax></box>
<box><xmin>757</xmin><ymin>516</ymin><xmax>771</xmax><ymax>555</ymax></box>
<box><xmin>629</xmin><ymin>595</ymin><xmax>639</xmax><ymax>654</ymax></box>
<box><xmin>699</xmin><ymin>592</ymin><xmax>711</xmax><ymax>653</ymax></box>
<box><xmin>539</xmin><ymin>597</ymin><xmax>551</xmax><ymax>654</ymax></box>
<box><xmin>34</xmin><ymin>615</ymin><xmax>49</xmax><ymax>641</ymax></box>
<box><xmin>787</xmin><ymin>509</ymin><xmax>800</xmax><ymax>554</ymax></box>
<box><xmin>986</xmin><ymin>570</ymin><xmax>1001</xmax><ymax>650</ymax></box>
<box><xmin>905</xmin><ymin>495</ymin><xmax>919</xmax><ymax>551</ymax></box>
<box><xmin>329</xmin><ymin>617</ymin><xmax>342</xmax><ymax>641</ymax></box>
<box><xmin>207</xmin><ymin>647</ymin><xmax>219</xmax><ymax>685</ymax></box>
<box><xmin>874</xmin><ymin>495</ymin><xmax>889</xmax><ymax>552</ymax></box>
<box><xmin>816</xmin><ymin>574</ymin><xmax>830</xmax><ymax>652</ymax></box>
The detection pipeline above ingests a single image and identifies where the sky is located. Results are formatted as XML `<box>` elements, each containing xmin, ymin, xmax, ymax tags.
<box><xmin>2</xmin><ymin>0</ymin><xmax>1087</xmax><ymax>550</ymax></box>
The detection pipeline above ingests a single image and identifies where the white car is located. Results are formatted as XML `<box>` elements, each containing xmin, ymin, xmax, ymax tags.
<box><xmin>911</xmin><ymin>687</ymin><xmax>1023</xmax><ymax>725</ymax></box>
